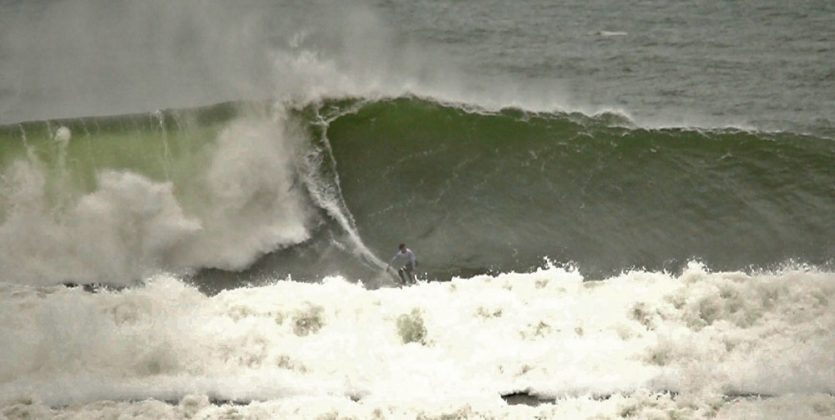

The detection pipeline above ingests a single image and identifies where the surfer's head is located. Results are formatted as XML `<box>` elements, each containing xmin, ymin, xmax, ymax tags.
<box><xmin>399</xmin><ymin>243</ymin><xmax>406</xmax><ymax>252</ymax></box>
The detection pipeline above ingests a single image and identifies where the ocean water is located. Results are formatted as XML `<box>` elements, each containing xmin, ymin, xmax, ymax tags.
<box><xmin>0</xmin><ymin>1</ymin><xmax>833</xmax><ymax>418</ymax></box>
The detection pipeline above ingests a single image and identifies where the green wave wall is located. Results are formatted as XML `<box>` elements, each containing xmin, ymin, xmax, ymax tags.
<box><xmin>326</xmin><ymin>98</ymin><xmax>835</xmax><ymax>278</ymax></box>
<box><xmin>1</xmin><ymin>97</ymin><xmax>832</xmax><ymax>285</ymax></box>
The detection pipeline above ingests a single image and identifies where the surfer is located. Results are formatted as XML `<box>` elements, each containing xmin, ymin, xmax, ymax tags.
<box><xmin>387</xmin><ymin>243</ymin><xmax>417</xmax><ymax>284</ymax></box>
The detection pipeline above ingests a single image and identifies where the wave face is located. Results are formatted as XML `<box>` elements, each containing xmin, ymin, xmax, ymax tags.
<box><xmin>0</xmin><ymin>97</ymin><xmax>833</xmax><ymax>287</ymax></box>
<box><xmin>326</xmin><ymin>98</ymin><xmax>835</xmax><ymax>279</ymax></box>
<box><xmin>0</xmin><ymin>265</ymin><xmax>833</xmax><ymax>418</ymax></box>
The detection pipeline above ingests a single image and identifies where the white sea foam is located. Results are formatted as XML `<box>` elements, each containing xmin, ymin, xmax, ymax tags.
<box><xmin>0</xmin><ymin>113</ymin><xmax>316</xmax><ymax>286</ymax></box>
<box><xmin>596</xmin><ymin>31</ymin><xmax>629</xmax><ymax>37</ymax></box>
<box><xmin>0</xmin><ymin>263</ymin><xmax>831</xmax><ymax>418</ymax></box>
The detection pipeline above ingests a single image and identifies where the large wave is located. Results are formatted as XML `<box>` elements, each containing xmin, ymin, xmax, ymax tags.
<box><xmin>1</xmin><ymin>2</ymin><xmax>833</xmax><ymax>418</ymax></box>
<box><xmin>1</xmin><ymin>97</ymin><xmax>833</xmax><ymax>287</ymax></box>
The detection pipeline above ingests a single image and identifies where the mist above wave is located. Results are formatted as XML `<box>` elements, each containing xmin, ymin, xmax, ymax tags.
<box><xmin>0</xmin><ymin>0</ymin><xmax>581</xmax><ymax>127</ymax></box>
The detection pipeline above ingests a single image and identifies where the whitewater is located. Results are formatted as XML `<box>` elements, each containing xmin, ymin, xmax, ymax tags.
<box><xmin>1</xmin><ymin>1</ymin><xmax>834</xmax><ymax>419</ymax></box>
<box><xmin>2</xmin><ymin>264</ymin><xmax>833</xmax><ymax>418</ymax></box>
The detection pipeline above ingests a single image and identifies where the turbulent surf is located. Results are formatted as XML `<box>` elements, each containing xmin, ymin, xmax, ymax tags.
<box><xmin>0</xmin><ymin>0</ymin><xmax>833</xmax><ymax>418</ymax></box>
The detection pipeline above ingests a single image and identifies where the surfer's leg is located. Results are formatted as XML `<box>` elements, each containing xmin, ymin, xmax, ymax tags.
<box><xmin>398</xmin><ymin>268</ymin><xmax>408</xmax><ymax>284</ymax></box>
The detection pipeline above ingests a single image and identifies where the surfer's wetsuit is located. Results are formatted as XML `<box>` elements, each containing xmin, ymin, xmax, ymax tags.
<box><xmin>390</xmin><ymin>249</ymin><xmax>417</xmax><ymax>284</ymax></box>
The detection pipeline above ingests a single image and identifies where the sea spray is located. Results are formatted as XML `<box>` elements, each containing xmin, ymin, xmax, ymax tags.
<box><xmin>0</xmin><ymin>106</ymin><xmax>319</xmax><ymax>285</ymax></box>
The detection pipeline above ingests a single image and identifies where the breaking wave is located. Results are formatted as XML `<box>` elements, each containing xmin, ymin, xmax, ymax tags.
<box><xmin>0</xmin><ymin>97</ymin><xmax>832</xmax><ymax>286</ymax></box>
